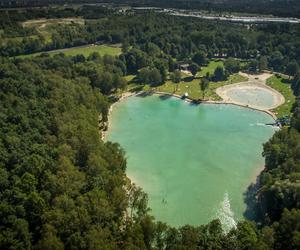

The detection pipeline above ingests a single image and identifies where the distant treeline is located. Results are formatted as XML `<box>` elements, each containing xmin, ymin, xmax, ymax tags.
<box><xmin>1</xmin><ymin>0</ymin><xmax>300</xmax><ymax>18</ymax></box>
<box><xmin>1</xmin><ymin>7</ymin><xmax>300</xmax><ymax>78</ymax></box>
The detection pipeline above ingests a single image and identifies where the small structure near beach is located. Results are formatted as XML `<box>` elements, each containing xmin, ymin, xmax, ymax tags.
<box><xmin>182</xmin><ymin>92</ymin><xmax>189</xmax><ymax>99</ymax></box>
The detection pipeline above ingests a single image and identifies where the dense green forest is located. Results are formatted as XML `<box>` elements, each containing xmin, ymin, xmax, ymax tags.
<box><xmin>0</xmin><ymin>5</ymin><xmax>300</xmax><ymax>250</ymax></box>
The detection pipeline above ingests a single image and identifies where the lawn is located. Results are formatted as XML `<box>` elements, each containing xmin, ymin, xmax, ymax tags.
<box><xmin>127</xmin><ymin>73</ymin><xmax>247</xmax><ymax>101</ymax></box>
<box><xmin>266</xmin><ymin>75</ymin><xmax>296</xmax><ymax>117</ymax></box>
<box><xmin>155</xmin><ymin>73</ymin><xmax>247</xmax><ymax>100</ymax></box>
<box><xmin>196</xmin><ymin>60</ymin><xmax>224</xmax><ymax>77</ymax></box>
<box><xmin>16</xmin><ymin>44</ymin><xmax>122</xmax><ymax>58</ymax></box>
<box><xmin>126</xmin><ymin>59</ymin><xmax>244</xmax><ymax>101</ymax></box>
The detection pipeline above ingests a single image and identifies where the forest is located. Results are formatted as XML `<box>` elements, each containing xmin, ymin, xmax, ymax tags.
<box><xmin>1</xmin><ymin>1</ymin><xmax>300</xmax><ymax>18</ymax></box>
<box><xmin>0</xmin><ymin>5</ymin><xmax>300</xmax><ymax>250</ymax></box>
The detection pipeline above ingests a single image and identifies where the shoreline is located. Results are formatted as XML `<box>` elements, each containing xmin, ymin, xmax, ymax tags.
<box><xmin>101</xmin><ymin>91</ymin><xmax>139</xmax><ymax>141</ymax></box>
<box><xmin>102</xmin><ymin>89</ymin><xmax>278</xmax><ymax>226</ymax></box>
<box><xmin>101</xmin><ymin>88</ymin><xmax>279</xmax><ymax>141</ymax></box>
<box><xmin>152</xmin><ymin>90</ymin><xmax>278</xmax><ymax>120</ymax></box>
<box><xmin>216</xmin><ymin>82</ymin><xmax>285</xmax><ymax>114</ymax></box>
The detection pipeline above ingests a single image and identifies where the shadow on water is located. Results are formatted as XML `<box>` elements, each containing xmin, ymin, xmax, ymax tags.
<box><xmin>243</xmin><ymin>174</ymin><xmax>261</xmax><ymax>221</ymax></box>
<box><xmin>129</xmin><ymin>85</ymin><xmax>144</xmax><ymax>92</ymax></box>
<box><xmin>158</xmin><ymin>94</ymin><xmax>172</xmax><ymax>101</ymax></box>
<box><xmin>136</xmin><ymin>91</ymin><xmax>152</xmax><ymax>98</ymax></box>
<box><xmin>188</xmin><ymin>100</ymin><xmax>201</xmax><ymax>106</ymax></box>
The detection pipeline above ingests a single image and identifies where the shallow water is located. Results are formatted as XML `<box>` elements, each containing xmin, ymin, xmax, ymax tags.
<box><xmin>226</xmin><ymin>87</ymin><xmax>277</xmax><ymax>109</ymax></box>
<box><xmin>106</xmin><ymin>95</ymin><xmax>276</xmax><ymax>230</ymax></box>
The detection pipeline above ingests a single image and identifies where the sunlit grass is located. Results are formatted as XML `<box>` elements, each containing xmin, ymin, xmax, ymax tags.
<box><xmin>15</xmin><ymin>44</ymin><xmax>122</xmax><ymax>58</ymax></box>
<box><xmin>127</xmin><ymin>73</ymin><xmax>247</xmax><ymax>101</ymax></box>
<box><xmin>197</xmin><ymin>60</ymin><xmax>224</xmax><ymax>77</ymax></box>
<box><xmin>266</xmin><ymin>75</ymin><xmax>296</xmax><ymax>117</ymax></box>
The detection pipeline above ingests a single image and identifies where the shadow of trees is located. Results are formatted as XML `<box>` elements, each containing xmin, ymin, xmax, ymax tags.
<box><xmin>243</xmin><ymin>175</ymin><xmax>261</xmax><ymax>222</ymax></box>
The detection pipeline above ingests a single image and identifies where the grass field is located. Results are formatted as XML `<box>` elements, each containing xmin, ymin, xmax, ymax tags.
<box><xmin>22</xmin><ymin>18</ymin><xmax>85</xmax><ymax>28</ymax></box>
<box><xmin>126</xmin><ymin>59</ymin><xmax>246</xmax><ymax>100</ymax></box>
<box><xmin>127</xmin><ymin>73</ymin><xmax>247</xmax><ymax>101</ymax></box>
<box><xmin>155</xmin><ymin>73</ymin><xmax>247</xmax><ymax>100</ymax></box>
<box><xmin>197</xmin><ymin>60</ymin><xmax>224</xmax><ymax>77</ymax></box>
<box><xmin>16</xmin><ymin>44</ymin><xmax>122</xmax><ymax>58</ymax></box>
<box><xmin>266</xmin><ymin>75</ymin><xmax>296</xmax><ymax>117</ymax></box>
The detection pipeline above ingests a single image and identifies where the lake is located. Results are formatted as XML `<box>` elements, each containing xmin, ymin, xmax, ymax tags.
<box><xmin>106</xmin><ymin>94</ymin><xmax>276</xmax><ymax>231</ymax></box>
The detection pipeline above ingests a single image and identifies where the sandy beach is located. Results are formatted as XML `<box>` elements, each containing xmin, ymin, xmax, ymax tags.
<box><xmin>216</xmin><ymin>72</ymin><xmax>285</xmax><ymax>115</ymax></box>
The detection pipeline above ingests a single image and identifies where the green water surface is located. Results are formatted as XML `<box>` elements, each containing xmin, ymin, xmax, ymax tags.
<box><xmin>106</xmin><ymin>95</ymin><xmax>276</xmax><ymax>229</ymax></box>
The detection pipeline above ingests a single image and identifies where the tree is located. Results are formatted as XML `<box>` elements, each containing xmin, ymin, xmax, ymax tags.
<box><xmin>269</xmin><ymin>51</ymin><xmax>284</xmax><ymax>72</ymax></box>
<box><xmin>224</xmin><ymin>57</ymin><xmax>240</xmax><ymax>74</ymax></box>
<box><xmin>213</xmin><ymin>66</ymin><xmax>227</xmax><ymax>81</ymax></box>
<box><xmin>235</xmin><ymin>221</ymin><xmax>259</xmax><ymax>250</ymax></box>
<box><xmin>149</xmin><ymin>68</ymin><xmax>162</xmax><ymax>86</ymax></box>
<box><xmin>259</xmin><ymin>56</ymin><xmax>268</xmax><ymax>72</ymax></box>
<box><xmin>35</xmin><ymin>225</ymin><xmax>64</xmax><ymax>250</ymax></box>
<box><xmin>171</xmin><ymin>70</ymin><xmax>181</xmax><ymax>84</ymax></box>
<box><xmin>273</xmin><ymin>209</ymin><xmax>300</xmax><ymax>250</ymax></box>
<box><xmin>192</xmin><ymin>51</ymin><xmax>207</xmax><ymax>66</ymax></box>
<box><xmin>138</xmin><ymin>67</ymin><xmax>162</xmax><ymax>86</ymax></box>
<box><xmin>248</xmin><ymin>60</ymin><xmax>258</xmax><ymax>73</ymax></box>
<box><xmin>200</xmin><ymin>77</ymin><xmax>209</xmax><ymax>100</ymax></box>
<box><xmin>292</xmin><ymin>71</ymin><xmax>300</xmax><ymax>95</ymax></box>
<box><xmin>154</xmin><ymin>59</ymin><xmax>168</xmax><ymax>83</ymax></box>
<box><xmin>188</xmin><ymin>63</ymin><xmax>200</xmax><ymax>78</ymax></box>
<box><xmin>286</xmin><ymin>60</ymin><xmax>299</xmax><ymax>78</ymax></box>
<box><xmin>138</xmin><ymin>67</ymin><xmax>151</xmax><ymax>84</ymax></box>
<box><xmin>128</xmin><ymin>184</ymin><xmax>149</xmax><ymax>220</ymax></box>
<box><xmin>146</xmin><ymin>42</ymin><xmax>161</xmax><ymax>57</ymax></box>
<box><xmin>122</xmin><ymin>40</ymin><xmax>130</xmax><ymax>53</ymax></box>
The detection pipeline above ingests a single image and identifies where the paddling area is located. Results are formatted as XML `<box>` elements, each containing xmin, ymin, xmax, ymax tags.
<box><xmin>216</xmin><ymin>73</ymin><xmax>285</xmax><ymax>113</ymax></box>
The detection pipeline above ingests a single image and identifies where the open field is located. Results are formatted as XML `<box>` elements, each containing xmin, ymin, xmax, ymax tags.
<box><xmin>197</xmin><ymin>60</ymin><xmax>224</xmax><ymax>77</ymax></box>
<box><xmin>22</xmin><ymin>18</ymin><xmax>85</xmax><ymax>28</ymax></box>
<box><xmin>266</xmin><ymin>75</ymin><xmax>296</xmax><ymax>117</ymax></box>
<box><xmin>16</xmin><ymin>44</ymin><xmax>122</xmax><ymax>58</ymax></box>
<box><xmin>126</xmin><ymin>60</ymin><xmax>244</xmax><ymax>100</ymax></box>
<box><xmin>127</xmin><ymin>73</ymin><xmax>247</xmax><ymax>101</ymax></box>
<box><xmin>155</xmin><ymin>73</ymin><xmax>247</xmax><ymax>100</ymax></box>
<box><xmin>24</xmin><ymin>18</ymin><xmax>85</xmax><ymax>44</ymax></box>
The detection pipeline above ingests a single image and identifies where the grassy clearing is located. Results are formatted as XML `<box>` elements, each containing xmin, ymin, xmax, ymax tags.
<box><xmin>127</xmin><ymin>73</ymin><xmax>247</xmax><ymax>101</ymax></box>
<box><xmin>16</xmin><ymin>44</ymin><xmax>122</xmax><ymax>58</ymax></box>
<box><xmin>197</xmin><ymin>60</ymin><xmax>224</xmax><ymax>77</ymax></box>
<box><xmin>266</xmin><ymin>75</ymin><xmax>296</xmax><ymax>117</ymax></box>
<box><xmin>155</xmin><ymin>73</ymin><xmax>246</xmax><ymax>100</ymax></box>
<box><xmin>22</xmin><ymin>18</ymin><xmax>85</xmax><ymax>28</ymax></box>
<box><xmin>18</xmin><ymin>18</ymin><xmax>86</xmax><ymax>46</ymax></box>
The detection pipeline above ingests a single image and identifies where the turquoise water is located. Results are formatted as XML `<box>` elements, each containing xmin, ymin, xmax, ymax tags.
<box><xmin>106</xmin><ymin>95</ymin><xmax>276</xmax><ymax>230</ymax></box>
<box><xmin>226</xmin><ymin>88</ymin><xmax>276</xmax><ymax>109</ymax></box>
